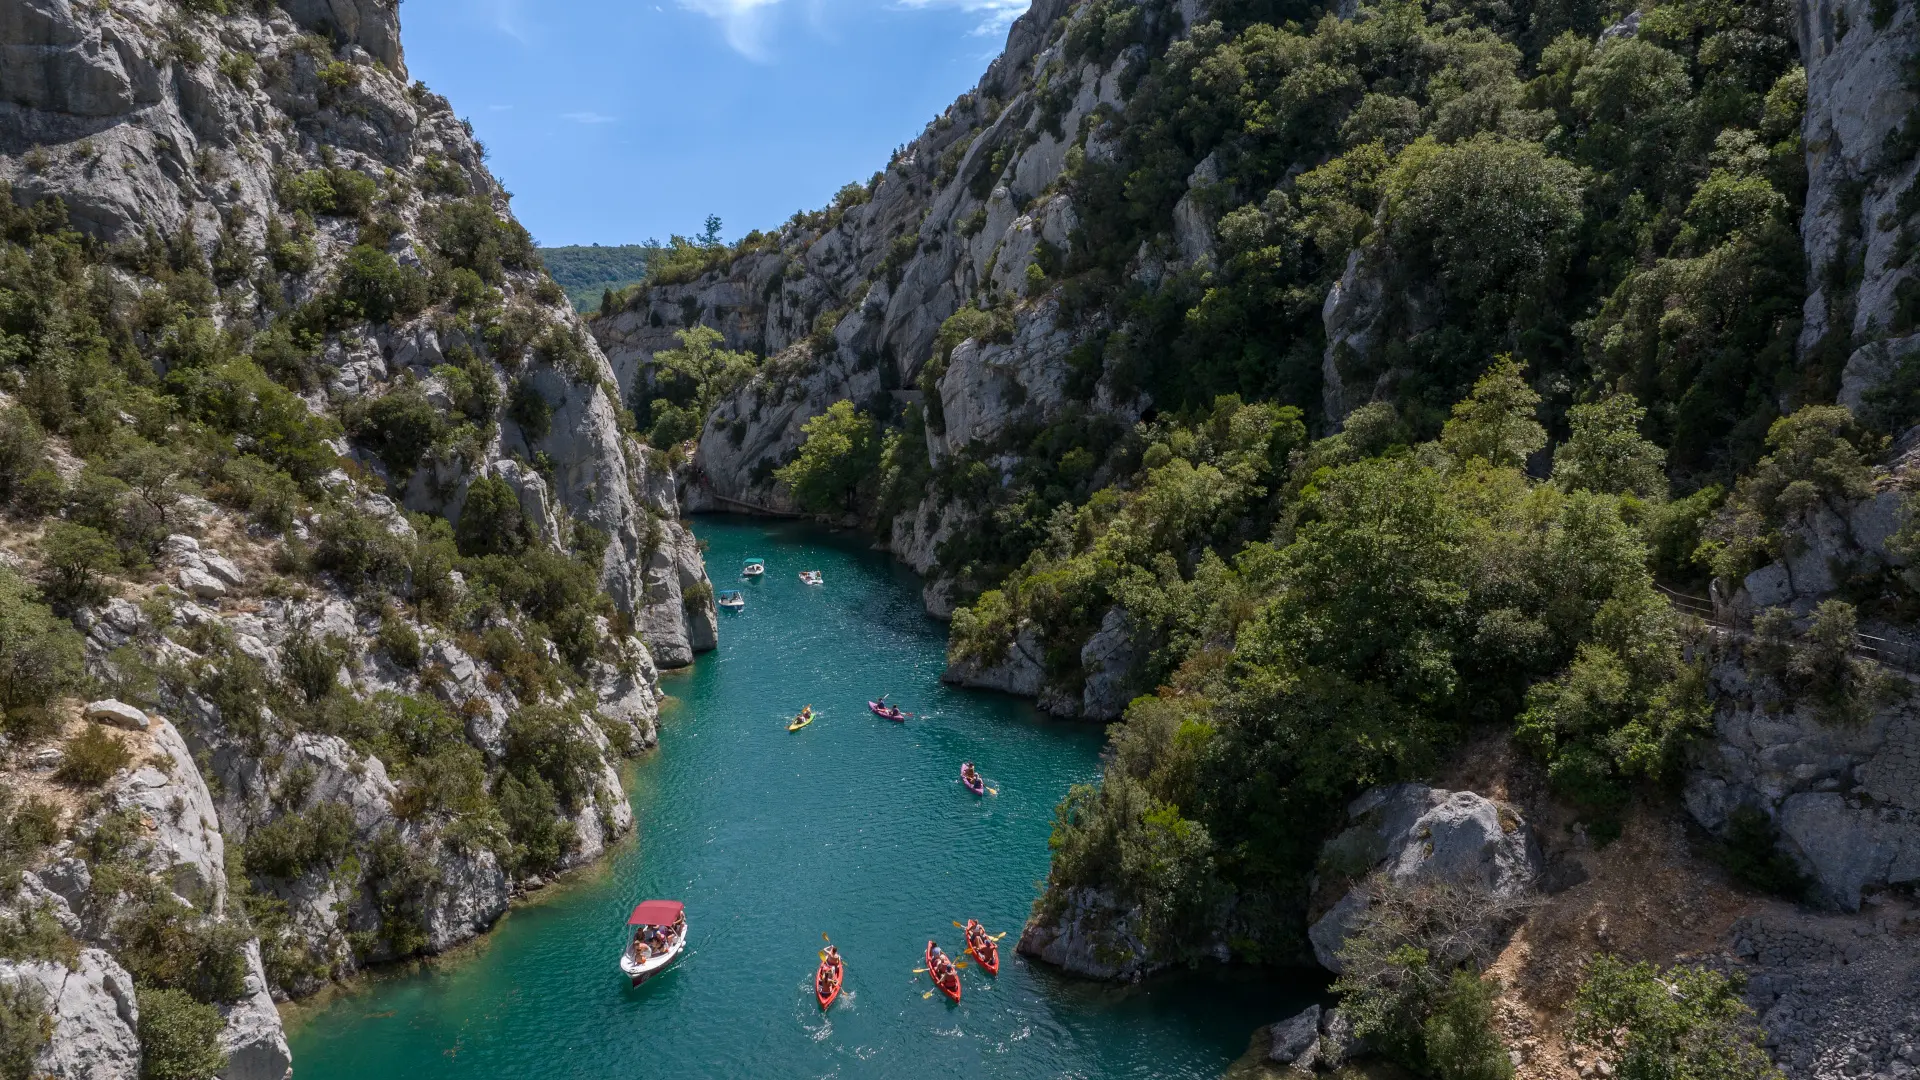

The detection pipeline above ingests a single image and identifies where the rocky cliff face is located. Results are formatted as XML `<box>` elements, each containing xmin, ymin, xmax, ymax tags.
<box><xmin>0</xmin><ymin>0</ymin><xmax>715</xmax><ymax>1071</ymax></box>
<box><xmin>592</xmin><ymin>0</ymin><xmax>1165</xmax><ymax>615</ymax></box>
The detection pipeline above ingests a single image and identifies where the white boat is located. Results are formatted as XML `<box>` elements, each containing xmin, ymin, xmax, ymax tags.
<box><xmin>742</xmin><ymin>558</ymin><xmax>765</xmax><ymax>578</ymax></box>
<box><xmin>799</xmin><ymin>570</ymin><xmax>823</xmax><ymax>585</ymax></box>
<box><xmin>717</xmin><ymin>590</ymin><xmax>745</xmax><ymax>610</ymax></box>
<box><xmin>620</xmin><ymin>900</ymin><xmax>688</xmax><ymax>986</ymax></box>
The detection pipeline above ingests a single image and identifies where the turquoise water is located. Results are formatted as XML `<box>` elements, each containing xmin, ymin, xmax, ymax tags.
<box><xmin>288</xmin><ymin>517</ymin><xmax>1315</xmax><ymax>1078</ymax></box>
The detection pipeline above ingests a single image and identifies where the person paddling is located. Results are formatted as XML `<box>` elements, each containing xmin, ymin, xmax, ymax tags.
<box><xmin>928</xmin><ymin>942</ymin><xmax>956</xmax><ymax>981</ymax></box>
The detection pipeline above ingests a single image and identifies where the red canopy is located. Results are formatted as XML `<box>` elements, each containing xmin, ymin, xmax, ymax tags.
<box><xmin>627</xmin><ymin>900</ymin><xmax>684</xmax><ymax>926</ymax></box>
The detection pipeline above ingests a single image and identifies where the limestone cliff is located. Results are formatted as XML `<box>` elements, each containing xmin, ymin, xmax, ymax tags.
<box><xmin>0</xmin><ymin>0</ymin><xmax>715</xmax><ymax>1072</ymax></box>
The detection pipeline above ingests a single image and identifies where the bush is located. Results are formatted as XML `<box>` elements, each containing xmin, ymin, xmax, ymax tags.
<box><xmin>1569</xmin><ymin>956</ymin><xmax>1782</xmax><ymax>1080</ymax></box>
<box><xmin>378</xmin><ymin>612</ymin><xmax>422</xmax><ymax>669</ymax></box>
<box><xmin>332</xmin><ymin>245</ymin><xmax>429</xmax><ymax>325</ymax></box>
<box><xmin>55</xmin><ymin>726</ymin><xmax>133</xmax><ymax>788</ymax></box>
<box><xmin>0</xmin><ymin>902</ymin><xmax>78</xmax><ymax>968</ymax></box>
<box><xmin>281</xmin><ymin>631</ymin><xmax>352</xmax><ymax>704</ymax></box>
<box><xmin>0</xmin><ymin>570</ymin><xmax>87</xmax><ymax>727</ymax></box>
<box><xmin>503</xmin><ymin>704</ymin><xmax>600</xmax><ymax>810</ymax></box>
<box><xmin>312</xmin><ymin>508</ymin><xmax>412</xmax><ymax>599</ymax></box>
<box><xmin>113</xmin><ymin>894</ymin><xmax>251</xmax><ymax>1004</ymax></box>
<box><xmin>36</xmin><ymin>521</ymin><xmax>122</xmax><ymax>610</ymax></box>
<box><xmin>456</xmin><ymin>475</ymin><xmax>528</xmax><ymax>557</ymax></box>
<box><xmin>346</xmin><ymin>383</ymin><xmax>445</xmax><ymax>478</ymax></box>
<box><xmin>363</xmin><ymin>828</ymin><xmax>440</xmax><ymax>958</ymax></box>
<box><xmin>507</xmin><ymin>378</ymin><xmax>552</xmax><ymax>442</ymax></box>
<box><xmin>429</xmin><ymin>197</ymin><xmax>536</xmax><ymax>283</ymax></box>
<box><xmin>1425</xmin><ymin>972</ymin><xmax>1514</xmax><ymax>1080</ymax></box>
<box><xmin>136</xmin><ymin>987</ymin><xmax>228</xmax><ymax>1080</ymax></box>
<box><xmin>0</xmin><ymin>983</ymin><xmax>49</xmax><ymax>1080</ymax></box>
<box><xmin>496</xmin><ymin>771</ymin><xmax>572</xmax><ymax>875</ymax></box>
<box><xmin>774</xmin><ymin>400</ymin><xmax>880</xmax><ymax>515</ymax></box>
<box><xmin>241</xmin><ymin>802</ymin><xmax>356</xmax><ymax>880</ymax></box>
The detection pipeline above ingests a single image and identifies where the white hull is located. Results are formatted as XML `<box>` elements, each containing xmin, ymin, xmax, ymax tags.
<box><xmin>620</xmin><ymin>924</ymin><xmax>687</xmax><ymax>986</ymax></box>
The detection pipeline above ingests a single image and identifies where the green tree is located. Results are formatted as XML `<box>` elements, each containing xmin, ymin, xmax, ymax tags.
<box><xmin>456</xmin><ymin>474</ymin><xmax>529</xmax><ymax>557</ymax></box>
<box><xmin>0</xmin><ymin>982</ymin><xmax>48</xmax><ymax>1080</ymax></box>
<box><xmin>0</xmin><ymin>570</ymin><xmax>86</xmax><ymax>727</ymax></box>
<box><xmin>1569</xmin><ymin>956</ymin><xmax>1782</xmax><ymax>1080</ymax></box>
<box><xmin>1439</xmin><ymin>357</ymin><xmax>1547</xmax><ymax>469</ymax></box>
<box><xmin>37</xmin><ymin>522</ymin><xmax>121</xmax><ymax>610</ymax></box>
<box><xmin>1554</xmin><ymin>394</ymin><xmax>1668</xmax><ymax>499</ymax></box>
<box><xmin>774</xmin><ymin>400</ymin><xmax>880</xmax><ymax>514</ymax></box>
<box><xmin>648</xmin><ymin>326</ymin><xmax>756</xmax><ymax>436</ymax></box>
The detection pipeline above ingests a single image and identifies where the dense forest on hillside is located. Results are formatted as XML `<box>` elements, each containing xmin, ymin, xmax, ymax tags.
<box><xmin>538</xmin><ymin>244</ymin><xmax>654</xmax><ymax>311</ymax></box>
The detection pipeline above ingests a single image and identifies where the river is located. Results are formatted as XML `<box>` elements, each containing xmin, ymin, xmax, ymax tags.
<box><xmin>287</xmin><ymin>517</ymin><xmax>1316</xmax><ymax>1078</ymax></box>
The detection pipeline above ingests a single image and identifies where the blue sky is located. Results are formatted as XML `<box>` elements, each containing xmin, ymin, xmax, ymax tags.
<box><xmin>398</xmin><ymin>0</ymin><xmax>1030</xmax><ymax>247</ymax></box>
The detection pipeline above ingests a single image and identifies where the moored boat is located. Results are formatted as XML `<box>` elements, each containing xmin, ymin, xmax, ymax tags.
<box><xmin>619</xmin><ymin>900</ymin><xmax>687</xmax><ymax>986</ymax></box>
<box><xmin>925</xmin><ymin>941</ymin><xmax>961</xmax><ymax>1003</ymax></box>
<box><xmin>717</xmin><ymin>589</ymin><xmax>745</xmax><ymax>611</ymax></box>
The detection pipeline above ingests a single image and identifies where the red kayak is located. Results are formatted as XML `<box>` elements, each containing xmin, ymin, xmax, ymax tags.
<box><xmin>925</xmin><ymin>941</ymin><xmax>961</xmax><ymax>1003</ymax></box>
<box><xmin>964</xmin><ymin>923</ymin><xmax>1000</xmax><ymax>975</ymax></box>
<box><xmin>960</xmin><ymin>763</ymin><xmax>985</xmax><ymax>795</ymax></box>
<box><xmin>815</xmin><ymin>955</ymin><xmax>843</xmax><ymax>1010</ymax></box>
<box><xmin>867</xmin><ymin>700</ymin><xmax>907</xmax><ymax>722</ymax></box>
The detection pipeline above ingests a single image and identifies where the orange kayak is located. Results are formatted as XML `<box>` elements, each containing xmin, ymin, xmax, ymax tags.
<box><xmin>965</xmin><ymin>926</ymin><xmax>999</xmax><ymax>975</ymax></box>
<box><xmin>925</xmin><ymin>941</ymin><xmax>961</xmax><ymax>1003</ymax></box>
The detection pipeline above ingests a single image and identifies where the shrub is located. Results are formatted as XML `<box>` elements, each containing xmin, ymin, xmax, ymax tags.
<box><xmin>281</xmin><ymin>631</ymin><xmax>352</xmax><ymax>704</ymax></box>
<box><xmin>0</xmin><ymin>784</ymin><xmax>62</xmax><ymax>889</ymax></box>
<box><xmin>0</xmin><ymin>570</ymin><xmax>87</xmax><ymax>728</ymax></box>
<box><xmin>456</xmin><ymin>475</ymin><xmax>528</xmax><ymax>557</ymax></box>
<box><xmin>0</xmin><ymin>983</ymin><xmax>49</xmax><ymax>1080</ymax></box>
<box><xmin>113</xmin><ymin>894</ymin><xmax>251</xmax><ymax>1003</ymax></box>
<box><xmin>55</xmin><ymin>726</ymin><xmax>133</xmax><ymax>788</ymax></box>
<box><xmin>312</xmin><ymin>508</ymin><xmax>412</xmax><ymax>599</ymax></box>
<box><xmin>136</xmin><ymin>987</ymin><xmax>228</xmax><ymax>1080</ymax></box>
<box><xmin>241</xmin><ymin>802</ymin><xmax>356</xmax><ymax>880</ymax></box>
<box><xmin>345</xmin><ymin>383</ymin><xmax>445</xmax><ymax>478</ymax></box>
<box><xmin>36</xmin><ymin>521</ymin><xmax>122</xmax><ymax>610</ymax></box>
<box><xmin>1425</xmin><ymin>972</ymin><xmax>1514</xmax><ymax>1080</ymax></box>
<box><xmin>363</xmin><ymin>828</ymin><xmax>440</xmax><ymax>958</ymax></box>
<box><xmin>0</xmin><ymin>902</ymin><xmax>78</xmax><ymax>968</ymax></box>
<box><xmin>507</xmin><ymin>378</ymin><xmax>552</xmax><ymax>442</ymax></box>
<box><xmin>1569</xmin><ymin>956</ymin><xmax>1782</xmax><ymax>1080</ymax></box>
<box><xmin>497</xmin><ymin>771</ymin><xmax>572</xmax><ymax>875</ymax></box>
<box><xmin>428</xmin><ymin>197</ymin><xmax>536</xmax><ymax>283</ymax></box>
<box><xmin>378</xmin><ymin>612</ymin><xmax>422</xmax><ymax>669</ymax></box>
<box><xmin>332</xmin><ymin>245</ymin><xmax>429</xmax><ymax>325</ymax></box>
<box><xmin>503</xmin><ymin>704</ymin><xmax>600</xmax><ymax>809</ymax></box>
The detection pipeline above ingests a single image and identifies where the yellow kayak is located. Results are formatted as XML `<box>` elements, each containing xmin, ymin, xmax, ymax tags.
<box><xmin>788</xmin><ymin>708</ymin><xmax>814</xmax><ymax>732</ymax></box>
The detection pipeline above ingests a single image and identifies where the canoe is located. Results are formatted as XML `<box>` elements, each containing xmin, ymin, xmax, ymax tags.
<box><xmin>788</xmin><ymin>709</ymin><xmax>814</xmax><ymax>732</ymax></box>
<box><xmin>867</xmin><ymin>700</ymin><xmax>907</xmax><ymax>722</ymax></box>
<box><xmin>965</xmin><ymin>926</ymin><xmax>1000</xmax><ymax>976</ymax></box>
<box><xmin>960</xmin><ymin>764</ymin><xmax>985</xmax><ymax>795</ymax></box>
<box><xmin>925</xmin><ymin>941</ymin><xmax>961</xmax><ymax>1003</ymax></box>
<box><xmin>815</xmin><ymin>957</ymin><xmax>843</xmax><ymax>1010</ymax></box>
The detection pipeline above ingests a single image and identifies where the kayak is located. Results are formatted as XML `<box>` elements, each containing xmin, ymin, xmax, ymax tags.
<box><xmin>788</xmin><ymin>708</ymin><xmax>814</xmax><ymax>732</ymax></box>
<box><xmin>815</xmin><ymin>956</ymin><xmax>843</xmax><ymax>1010</ymax></box>
<box><xmin>925</xmin><ymin>941</ymin><xmax>961</xmax><ymax>1003</ymax></box>
<box><xmin>965</xmin><ymin>924</ymin><xmax>1000</xmax><ymax>976</ymax></box>
<box><xmin>867</xmin><ymin>700</ymin><xmax>907</xmax><ymax>722</ymax></box>
<box><xmin>960</xmin><ymin>763</ymin><xmax>985</xmax><ymax>795</ymax></box>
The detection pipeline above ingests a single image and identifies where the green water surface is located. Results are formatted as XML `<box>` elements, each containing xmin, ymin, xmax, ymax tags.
<box><xmin>288</xmin><ymin>517</ymin><xmax>1315</xmax><ymax>1078</ymax></box>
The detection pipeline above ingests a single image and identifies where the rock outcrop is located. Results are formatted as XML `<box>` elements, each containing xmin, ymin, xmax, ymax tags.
<box><xmin>1307</xmin><ymin>784</ymin><xmax>1542</xmax><ymax>973</ymax></box>
<box><xmin>0</xmin><ymin>951</ymin><xmax>141</xmax><ymax>1080</ymax></box>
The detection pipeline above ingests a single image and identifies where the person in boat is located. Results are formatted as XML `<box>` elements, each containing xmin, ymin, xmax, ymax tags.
<box><xmin>820</xmin><ymin>945</ymin><xmax>843</xmax><ymax>984</ymax></box>
<box><xmin>928</xmin><ymin>943</ymin><xmax>956</xmax><ymax>982</ymax></box>
<box><xmin>961</xmin><ymin>762</ymin><xmax>981</xmax><ymax>787</ymax></box>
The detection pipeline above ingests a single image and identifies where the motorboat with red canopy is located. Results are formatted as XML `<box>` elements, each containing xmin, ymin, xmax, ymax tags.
<box><xmin>620</xmin><ymin>900</ymin><xmax>687</xmax><ymax>986</ymax></box>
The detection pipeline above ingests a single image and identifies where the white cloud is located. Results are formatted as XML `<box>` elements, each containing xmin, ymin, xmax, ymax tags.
<box><xmin>677</xmin><ymin>0</ymin><xmax>786</xmax><ymax>61</ymax></box>
<box><xmin>562</xmin><ymin>111</ymin><xmax>621</xmax><ymax>124</ymax></box>
<box><xmin>483</xmin><ymin>0</ymin><xmax>530</xmax><ymax>42</ymax></box>
<box><xmin>894</xmin><ymin>0</ymin><xmax>1030</xmax><ymax>35</ymax></box>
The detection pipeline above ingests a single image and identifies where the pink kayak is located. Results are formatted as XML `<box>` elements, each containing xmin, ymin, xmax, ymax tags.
<box><xmin>960</xmin><ymin>763</ymin><xmax>985</xmax><ymax>795</ymax></box>
<box><xmin>868</xmin><ymin>700</ymin><xmax>908</xmax><ymax>722</ymax></box>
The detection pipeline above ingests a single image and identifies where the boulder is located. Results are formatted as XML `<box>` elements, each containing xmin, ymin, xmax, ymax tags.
<box><xmin>1317</xmin><ymin>1007</ymin><xmax>1366</xmax><ymax>1069</ymax></box>
<box><xmin>1268</xmin><ymin>1004</ymin><xmax>1322</xmax><ymax>1067</ymax></box>
<box><xmin>0</xmin><ymin>950</ymin><xmax>141</xmax><ymax>1080</ymax></box>
<box><xmin>943</xmin><ymin>627</ymin><xmax>1048</xmax><ymax>698</ymax></box>
<box><xmin>1307</xmin><ymin>784</ymin><xmax>1542</xmax><ymax>972</ymax></box>
<box><xmin>82</xmin><ymin>700</ymin><xmax>147</xmax><ymax>731</ymax></box>
<box><xmin>1079</xmin><ymin>607</ymin><xmax>1140</xmax><ymax>720</ymax></box>
<box><xmin>179</xmin><ymin>567</ymin><xmax>229</xmax><ymax>600</ymax></box>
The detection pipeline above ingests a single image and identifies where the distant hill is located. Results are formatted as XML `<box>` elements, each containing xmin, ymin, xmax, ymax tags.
<box><xmin>538</xmin><ymin>244</ymin><xmax>652</xmax><ymax>312</ymax></box>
